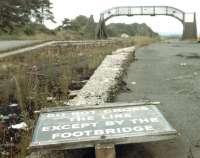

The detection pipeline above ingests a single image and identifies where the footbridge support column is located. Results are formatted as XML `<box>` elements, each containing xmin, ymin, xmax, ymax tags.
<box><xmin>182</xmin><ymin>13</ymin><xmax>197</xmax><ymax>40</ymax></box>
<box><xmin>96</xmin><ymin>16</ymin><xmax>108</xmax><ymax>39</ymax></box>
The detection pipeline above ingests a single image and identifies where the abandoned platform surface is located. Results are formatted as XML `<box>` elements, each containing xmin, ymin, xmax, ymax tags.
<box><xmin>0</xmin><ymin>40</ymin><xmax>41</xmax><ymax>52</ymax></box>
<box><xmin>116</xmin><ymin>41</ymin><xmax>200</xmax><ymax>158</ymax></box>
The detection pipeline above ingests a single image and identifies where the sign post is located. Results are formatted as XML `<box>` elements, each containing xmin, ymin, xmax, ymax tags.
<box><xmin>30</xmin><ymin>103</ymin><xmax>177</xmax><ymax>158</ymax></box>
<box><xmin>95</xmin><ymin>144</ymin><xmax>116</xmax><ymax>158</ymax></box>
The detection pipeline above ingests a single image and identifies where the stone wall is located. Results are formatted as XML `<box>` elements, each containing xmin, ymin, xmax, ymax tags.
<box><xmin>67</xmin><ymin>46</ymin><xmax>135</xmax><ymax>106</ymax></box>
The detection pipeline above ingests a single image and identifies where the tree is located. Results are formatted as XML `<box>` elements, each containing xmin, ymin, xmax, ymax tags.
<box><xmin>0</xmin><ymin>0</ymin><xmax>54</xmax><ymax>33</ymax></box>
<box><xmin>70</xmin><ymin>15</ymin><xmax>89</xmax><ymax>31</ymax></box>
<box><xmin>73</xmin><ymin>15</ymin><xmax>88</xmax><ymax>26</ymax></box>
<box><xmin>83</xmin><ymin>15</ymin><xmax>96</xmax><ymax>39</ymax></box>
<box><xmin>56</xmin><ymin>15</ymin><xmax>97</xmax><ymax>39</ymax></box>
<box><xmin>61</xmin><ymin>18</ymin><xmax>72</xmax><ymax>30</ymax></box>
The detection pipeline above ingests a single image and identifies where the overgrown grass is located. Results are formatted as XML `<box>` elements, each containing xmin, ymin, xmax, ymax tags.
<box><xmin>0</xmin><ymin>40</ymin><xmax>133</xmax><ymax>158</ymax></box>
<box><xmin>0</xmin><ymin>37</ymin><xmax>157</xmax><ymax>108</ymax></box>
<box><xmin>0</xmin><ymin>37</ymin><xmax>157</xmax><ymax>158</ymax></box>
<box><xmin>132</xmin><ymin>36</ymin><xmax>160</xmax><ymax>47</ymax></box>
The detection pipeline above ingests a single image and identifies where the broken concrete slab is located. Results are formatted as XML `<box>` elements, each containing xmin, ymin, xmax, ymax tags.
<box><xmin>67</xmin><ymin>47</ymin><xmax>135</xmax><ymax>106</ymax></box>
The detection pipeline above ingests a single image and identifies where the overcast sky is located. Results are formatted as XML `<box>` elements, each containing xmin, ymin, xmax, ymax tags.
<box><xmin>45</xmin><ymin>0</ymin><xmax>200</xmax><ymax>35</ymax></box>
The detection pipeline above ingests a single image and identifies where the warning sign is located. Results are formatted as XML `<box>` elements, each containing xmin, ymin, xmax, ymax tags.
<box><xmin>30</xmin><ymin>103</ymin><xmax>177</xmax><ymax>151</ymax></box>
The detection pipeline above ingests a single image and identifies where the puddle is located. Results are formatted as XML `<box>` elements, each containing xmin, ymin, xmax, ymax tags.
<box><xmin>172</xmin><ymin>44</ymin><xmax>181</xmax><ymax>47</ymax></box>
<box><xmin>176</xmin><ymin>54</ymin><xmax>185</xmax><ymax>57</ymax></box>
<box><xmin>185</xmin><ymin>53</ymin><xmax>200</xmax><ymax>59</ymax></box>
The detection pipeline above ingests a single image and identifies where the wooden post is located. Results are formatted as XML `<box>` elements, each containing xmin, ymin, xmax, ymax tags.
<box><xmin>95</xmin><ymin>144</ymin><xmax>116</xmax><ymax>158</ymax></box>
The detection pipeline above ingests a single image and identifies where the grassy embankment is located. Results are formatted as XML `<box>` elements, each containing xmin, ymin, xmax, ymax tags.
<box><xmin>0</xmin><ymin>29</ymin><xmax>91</xmax><ymax>41</ymax></box>
<box><xmin>0</xmin><ymin>39</ymin><xmax>134</xmax><ymax>158</ymax></box>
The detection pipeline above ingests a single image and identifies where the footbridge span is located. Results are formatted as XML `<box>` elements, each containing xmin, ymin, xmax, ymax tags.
<box><xmin>96</xmin><ymin>6</ymin><xmax>197</xmax><ymax>40</ymax></box>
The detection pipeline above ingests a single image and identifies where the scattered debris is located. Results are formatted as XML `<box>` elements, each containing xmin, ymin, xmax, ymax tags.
<box><xmin>120</xmin><ymin>81</ymin><xmax>131</xmax><ymax>92</ymax></box>
<box><xmin>10</xmin><ymin>122</ymin><xmax>28</xmax><ymax>130</ymax></box>
<box><xmin>180</xmin><ymin>62</ymin><xmax>188</xmax><ymax>66</ymax></box>
<box><xmin>34</xmin><ymin>110</ymin><xmax>40</xmax><ymax>114</ymax></box>
<box><xmin>8</xmin><ymin>104</ymin><xmax>18</xmax><ymax>107</ymax></box>
<box><xmin>149</xmin><ymin>101</ymin><xmax>161</xmax><ymax>105</ymax></box>
<box><xmin>131</xmin><ymin>81</ymin><xmax>137</xmax><ymax>85</ymax></box>
<box><xmin>46</xmin><ymin>97</ymin><xmax>56</xmax><ymax>102</ymax></box>
<box><xmin>68</xmin><ymin>90</ymin><xmax>80</xmax><ymax>99</ymax></box>
<box><xmin>0</xmin><ymin>103</ymin><xmax>28</xmax><ymax>157</ymax></box>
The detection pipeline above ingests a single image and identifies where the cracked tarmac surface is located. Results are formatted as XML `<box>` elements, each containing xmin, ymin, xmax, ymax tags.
<box><xmin>115</xmin><ymin>41</ymin><xmax>200</xmax><ymax>158</ymax></box>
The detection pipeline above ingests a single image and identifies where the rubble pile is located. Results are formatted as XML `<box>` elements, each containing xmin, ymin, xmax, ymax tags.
<box><xmin>68</xmin><ymin>46</ymin><xmax>135</xmax><ymax>106</ymax></box>
<box><xmin>0</xmin><ymin>103</ymin><xmax>27</xmax><ymax>158</ymax></box>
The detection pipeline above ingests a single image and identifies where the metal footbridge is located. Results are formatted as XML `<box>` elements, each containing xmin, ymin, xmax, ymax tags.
<box><xmin>96</xmin><ymin>6</ymin><xmax>197</xmax><ymax>40</ymax></box>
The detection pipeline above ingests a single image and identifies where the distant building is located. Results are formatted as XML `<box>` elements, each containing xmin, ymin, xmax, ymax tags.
<box><xmin>121</xmin><ymin>33</ymin><xmax>129</xmax><ymax>38</ymax></box>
